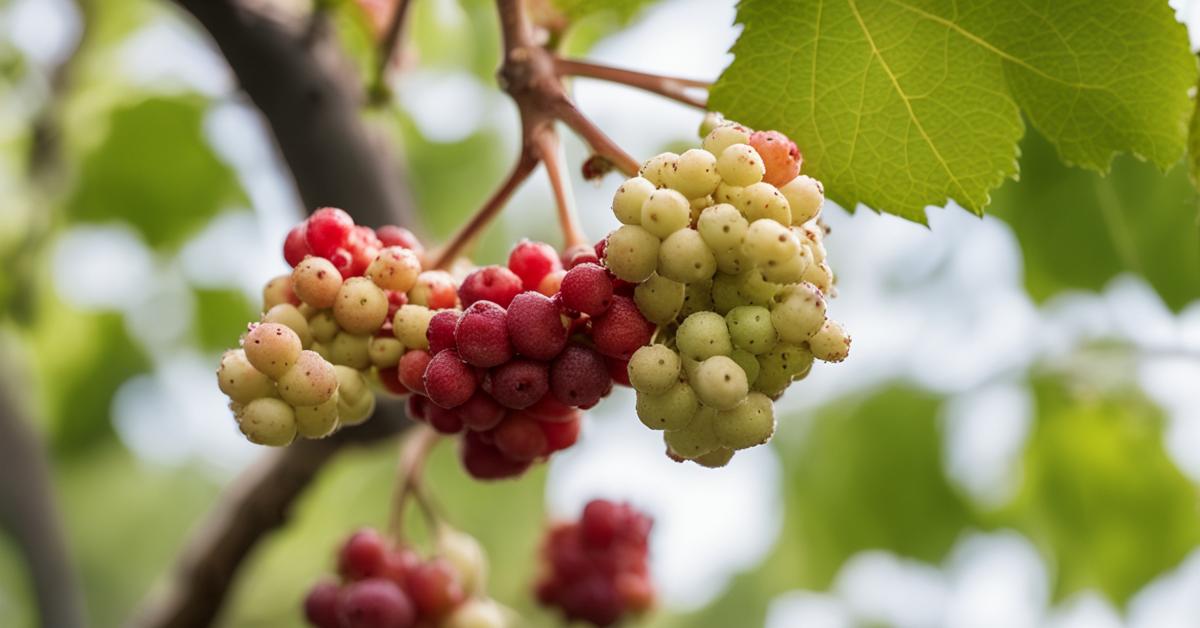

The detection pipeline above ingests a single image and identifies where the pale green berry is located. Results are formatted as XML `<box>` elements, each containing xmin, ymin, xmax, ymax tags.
<box><xmin>703</xmin><ymin>124</ymin><xmax>752</xmax><ymax>157</ymax></box>
<box><xmin>237</xmin><ymin>397</ymin><xmax>297</xmax><ymax>446</ymax></box>
<box><xmin>277</xmin><ymin>350</ymin><xmax>339</xmax><ymax>406</ymax></box>
<box><xmin>633</xmin><ymin>273</ymin><xmax>685</xmax><ymax>324</ymax></box>
<box><xmin>368</xmin><ymin>336</ymin><xmax>405</xmax><ymax>368</ymax></box>
<box><xmin>641</xmin><ymin>188</ymin><xmax>691</xmax><ymax>238</ymax></box>
<box><xmin>739</xmin><ymin>182</ymin><xmax>791</xmax><ymax>224</ymax></box>
<box><xmin>263</xmin><ymin>303</ymin><xmax>313</xmax><ymax>348</ymax></box>
<box><xmin>716</xmin><ymin>143</ymin><xmax>765</xmax><ymax>187</ymax></box>
<box><xmin>668</xmin><ymin>148</ymin><xmax>721</xmax><ymax>198</ymax></box>
<box><xmin>605</xmin><ymin>225</ymin><xmax>661</xmax><ymax>283</ymax></box>
<box><xmin>772</xmin><ymin>282</ymin><xmax>827</xmax><ymax>343</ymax></box>
<box><xmin>244</xmin><ymin>322</ymin><xmax>302</xmax><ymax>379</ymax></box>
<box><xmin>392</xmin><ymin>304</ymin><xmax>434</xmax><ymax>350</ymax></box>
<box><xmin>640</xmin><ymin>152</ymin><xmax>679</xmax><ymax>188</ymax></box>
<box><xmin>677</xmin><ymin>311</ymin><xmax>732</xmax><ymax>359</ymax></box>
<box><xmin>780</xmin><ymin>174</ymin><xmax>825</xmax><ymax>225</ymax></box>
<box><xmin>262</xmin><ymin>274</ymin><xmax>296</xmax><ymax>311</ymax></box>
<box><xmin>334</xmin><ymin>277</ymin><xmax>389</xmax><ymax>335</ymax></box>
<box><xmin>726</xmin><ymin>305</ymin><xmax>777</xmax><ymax>354</ymax></box>
<box><xmin>664</xmin><ymin>407</ymin><xmax>720</xmax><ymax>459</ymax></box>
<box><xmin>693</xmin><ymin>355</ymin><xmax>749</xmax><ymax>410</ymax></box>
<box><xmin>217</xmin><ymin>349</ymin><xmax>277</xmax><ymax>404</ymax></box>
<box><xmin>291</xmin><ymin>256</ymin><xmax>342</xmax><ymax>309</ymax></box>
<box><xmin>657</xmin><ymin>229</ymin><xmax>716</xmax><ymax>283</ymax></box>
<box><xmin>697</xmin><ymin>203</ymin><xmax>748</xmax><ymax>252</ymax></box>
<box><xmin>628</xmin><ymin>345</ymin><xmax>681</xmax><ymax>394</ymax></box>
<box><xmin>294</xmin><ymin>393</ymin><xmax>340</xmax><ymax>439</ymax></box>
<box><xmin>714</xmin><ymin>392</ymin><xmax>775</xmax><ymax>450</ymax></box>
<box><xmin>613</xmin><ymin>176</ymin><xmax>655</xmax><ymax>225</ymax></box>
<box><xmin>809</xmin><ymin>319</ymin><xmax>851</xmax><ymax>363</ymax></box>
<box><xmin>636</xmin><ymin>382</ymin><xmax>698</xmax><ymax>431</ymax></box>
<box><xmin>309</xmin><ymin>309</ymin><xmax>340</xmax><ymax>343</ymax></box>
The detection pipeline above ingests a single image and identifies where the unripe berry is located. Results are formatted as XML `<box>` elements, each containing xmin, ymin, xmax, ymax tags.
<box><xmin>771</xmin><ymin>283</ymin><xmax>826</xmax><ymax>343</ymax></box>
<box><xmin>328</xmin><ymin>332</ymin><xmax>372</xmax><ymax>369</ymax></box>
<box><xmin>635</xmin><ymin>382</ymin><xmax>697</xmax><ymax>431</ymax></box>
<box><xmin>657</xmin><ymin>229</ymin><xmax>716</xmax><ymax>284</ymax></box>
<box><xmin>716</xmin><ymin>143</ymin><xmax>765</xmax><ymax>186</ymax></box>
<box><xmin>393</xmin><ymin>305</ymin><xmax>435</xmax><ymax>350</ymax></box>
<box><xmin>604</xmin><ymin>226</ymin><xmax>660</xmax><ymax>283</ymax></box>
<box><xmin>368</xmin><ymin>336</ymin><xmax>405</xmax><ymax>368</ymax></box>
<box><xmin>277</xmin><ymin>350</ymin><xmax>338</xmax><ymax>406</ymax></box>
<box><xmin>244</xmin><ymin>323</ymin><xmax>302</xmax><ymax>379</ymax></box>
<box><xmin>808</xmin><ymin>319</ymin><xmax>851</xmax><ymax>363</ymax></box>
<box><xmin>294</xmin><ymin>393</ymin><xmax>340</xmax><ymax>438</ymax></box>
<box><xmin>263</xmin><ymin>303</ymin><xmax>312</xmax><ymax>348</ymax></box>
<box><xmin>262</xmin><ymin>274</ymin><xmax>299</xmax><ymax>310</ymax></box>
<box><xmin>334</xmin><ymin>277</ymin><xmax>389</xmax><ymax>335</ymax></box>
<box><xmin>309</xmin><ymin>310</ymin><xmax>339</xmax><ymax>343</ymax></box>
<box><xmin>667</xmin><ymin>148</ymin><xmax>721</xmax><ymax>198</ymax></box>
<box><xmin>612</xmin><ymin>177</ymin><xmax>655</xmax><ymax>225</ymax></box>
<box><xmin>438</xmin><ymin>527</ymin><xmax>490</xmax><ymax>596</ymax></box>
<box><xmin>639</xmin><ymin>152</ymin><xmax>678</xmax><ymax>187</ymax></box>
<box><xmin>692</xmin><ymin>356</ymin><xmax>749</xmax><ymax>410</ymax></box>
<box><xmin>367</xmin><ymin>246</ymin><xmax>421</xmax><ymax>292</ymax></box>
<box><xmin>713</xmin><ymin>391</ymin><xmax>775</xmax><ymax>449</ymax></box>
<box><xmin>780</xmin><ymin>174</ymin><xmax>825</xmax><ymax>225</ymax></box>
<box><xmin>627</xmin><ymin>345</ymin><xmax>681</xmax><ymax>395</ymax></box>
<box><xmin>217</xmin><ymin>349</ymin><xmax>277</xmax><ymax>404</ymax></box>
<box><xmin>640</xmin><ymin>189</ymin><xmax>691</xmax><ymax>238</ymax></box>
<box><xmin>236</xmin><ymin>397</ymin><xmax>297</xmax><ymax>446</ymax></box>
<box><xmin>292</xmin><ymin>256</ymin><xmax>343</xmax><ymax>308</ymax></box>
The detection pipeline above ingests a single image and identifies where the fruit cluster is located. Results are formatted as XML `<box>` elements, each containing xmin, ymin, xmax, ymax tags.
<box><xmin>535</xmin><ymin>500</ymin><xmax>654</xmax><ymax>627</ymax></box>
<box><xmin>216</xmin><ymin>208</ymin><xmax>430</xmax><ymax>445</ymax></box>
<box><xmin>304</xmin><ymin>527</ymin><xmax>509</xmax><ymax>628</ymax></box>
<box><xmin>602</xmin><ymin>115</ymin><xmax>851</xmax><ymax>467</ymax></box>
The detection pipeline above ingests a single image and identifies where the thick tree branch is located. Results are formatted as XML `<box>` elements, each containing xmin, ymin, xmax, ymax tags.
<box><xmin>130</xmin><ymin>402</ymin><xmax>410</xmax><ymax>628</ymax></box>
<box><xmin>175</xmin><ymin>0</ymin><xmax>415</xmax><ymax>228</ymax></box>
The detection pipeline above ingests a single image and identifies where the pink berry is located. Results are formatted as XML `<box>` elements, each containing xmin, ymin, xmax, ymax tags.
<box><xmin>459</xmin><ymin>265</ymin><xmax>523</xmax><ymax>308</ymax></box>
<box><xmin>454</xmin><ymin>301</ymin><xmax>514</xmax><ymax>368</ymax></box>
<box><xmin>377</xmin><ymin>366</ymin><xmax>407</xmax><ymax>396</ymax></box>
<box><xmin>494</xmin><ymin>414</ymin><xmax>548</xmax><ymax>461</ymax></box>
<box><xmin>411</xmin><ymin>271</ymin><xmax>459</xmax><ymax>309</ymax></box>
<box><xmin>284</xmin><ymin>224</ymin><xmax>312</xmax><ymax>267</ymax></box>
<box><xmin>338</xmin><ymin>529</ymin><xmax>388</xmax><ymax>581</ymax></box>
<box><xmin>581</xmin><ymin>500</ymin><xmax>621</xmax><ymax>548</ymax></box>
<box><xmin>508</xmin><ymin>239</ymin><xmax>562</xmax><ymax>291</ymax></box>
<box><xmin>306</xmin><ymin>207</ymin><xmax>355</xmax><ymax>257</ymax></box>
<box><xmin>560</xmin><ymin>263</ymin><xmax>614</xmax><ymax>316</ymax></box>
<box><xmin>591</xmin><ymin>296</ymin><xmax>653</xmax><ymax>360</ymax></box>
<box><xmin>456</xmin><ymin>390</ymin><xmax>507</xmax><ymax>431</ymax></box>
<box><xmin>338</xmin><ymin>578</ymin><xmax>416</xmax><ymax>628</ymax></box>
<box><xmin>749</xmin><ymin>130</ymin><xmax>802</xmax><ymax>187</ymax></box>
<box><xmin>487</xmin><ymin>359</ymin><xmax>550</xmax><ymax>409</ymax></box>
<box><xmin>506</xmin><ymin>292</ymin><xmax>568</xmax><ymax>360</ymax></box>
<box><xmin>303</xmin><ymin>580</ymin><xmax>342</xmax><ymax>628</ymax></box>
<box><xmin>405</xmin><ymin>559</ymin><xmax>466</xmax><ymax>619</ymax></box>
<box><xmin>561</xmin><ymin>244</ymin><xmax>599</xmax><ymax>269</ymax></box>
<box><xmin>398</xmin><ymin>350</ymin><xmax>432</xmax><ymax>395</ymax></box>
<box><xmin>550</xmin><ymin>345</ymin><xmax>611</xmax><ymax>408</ymax></box>
<box><xmin>525</xmin><ymin>394</ymin><xmax>577</xmax><ymax>422</ymax></box>
<box><xmin>426</xmin><ymin>310</ymin><xmax>461</xmax><ymax>355</ymax></box>
<box><xmin>377</xmin><ymin>225</ymin><xmax>424</xmax><ymax>256</ymax></box>
<box><xmin>538</xmin><ymin>269</ymin><xmax>566</xmax><ymax>296</ymax></box>
<box><xmin>423</xmin><ymin>350</ymin><xmax>477</xmax><ymax>409</ymax></box>
<box><xmin>460</xmin><ymin>431</ymin><xmax>531</xmax><ymax>480</ymax></box>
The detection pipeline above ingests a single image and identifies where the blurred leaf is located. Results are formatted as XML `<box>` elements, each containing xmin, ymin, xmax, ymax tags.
<box><xmin>1006</xmin><ymin>377</ymin><xmax>1200</xmax><ymax>607</ymax></box>
<box><xmin>64</xmin><ymin>96</ymin><xmax>246</xmax><ymax>249</ymax></box>
<box><xmin>552</xmin><ymin>0</ymin><xmax>660</xmax><ymax>53</ymax></box>
<box><xmin>711</xmin><ymin>0</ymin><xmax>1195</xmax><ymax>222</ymax></box>
<box><xmin>0</xmin><ymin>534</ymin><xmax>35</xmax><ymax>628</ymax></box>
<box><xmin>225</xmin><ymin>436</ymin><xmax>549</xmax><ymax>626</ymax></box>
<box><xmin>991</xmin><ymin>130</ymin><xmax>1200</xmax><ymax>311</ymax></box>
<box><xmin>28</xmin><ymin>288</ymin><xmax>150</xmax><ymax>454</ymax></box>
<box><xmin>405</xmin><ymin>0</ymin><xmax>501</xmax><ymax>80</ymax></box>
<box><xmin>57</xmin><ymin>446</ymin><xmax>220</xmax><ymax>628</ymax></box>
<box><xmin>193</xmin><ymin>288</ymin><xmax>256</xmax><ymax>352</ymax></box>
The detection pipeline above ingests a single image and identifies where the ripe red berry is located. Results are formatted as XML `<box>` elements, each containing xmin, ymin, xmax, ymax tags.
<box><xmin>454</xmin><ymin>301</ymin><xmax>513</xmax><ymax>368</ymax></box>
<box><xmin>338</xmin><ymin>528</ymin><xmax>388</xmax><ymax>581</ymax></box>
<box><xmin>380</xmin><ymin>547</ymin><xmax>420</xmax><ymax>589</ymax></box>
<box><xmin>455</xmin><ymin>390</ymin><xmax>507</xmax><ymax>431</ymax></box>
<box><xmin>506</xmin><ymin>292</ymin><xmax>568</xmax><ymax>360</ymax></box>
<box><xmin>606</xmin><ymin>357</ymin><xmax>631</xmax><ymax>387</ymax></box>
<box><xmin>306</xmin><ymin>207</ymin><xmax>355</xmax><ymax>257</ymax></box>
<box><xmin>303</xmin><ymin>580</ymin><xmax>342</xmax><ymax>628</ymax></box>
<box><xmin>338</xmin><ymin>578</ymin><xmax>416</xmax><ymax>628</ymax></box>
<box><xmin>591</xmin><ymin>296</ymin><xmax>653</xmax><ymax>360</ymax></box>
<box><xmin>460</xmin><ymin>431</ymin><xmax>531</xmax><ymax>480</ymax></box>
<box><xmin>459</xmin><ymin>266</ymin><xmax>523</xmax><ymax>308</ymax></box>
<box><xmin>539</xmin><ymin>414</ymin><xmax>582</xmax><ymax>453</ymax></box>
<box><xmin>508</xmin><ymin>240</ymin><xmax>562</xmax><ymax>291</ymax></box>
<box><xmin>405</xmin><ymin>559</ymin><xmax>466</xmax><ymax>619</ymax></box>
<box><xmin>581</xmin><ymin>500</ymin><xmax>621</xmax><ymax>548</ymax></box>
<box><xmin>561</xmin><ymin>244</ymin><xmax>600</xmax><ymax>270</ymax></box>
<box><xmin>426</xmin><ymin>309</ymin><xmax>461</xmax><ymax>355</ymax></box>
<box><xmin>398</xmin><ymin>350</ymin><xmax>433</xmax><ymax>395</ymax></box>
<box><xmin>560</xmin><ymin>263</ymin><xmax>613</xmax><ymax>316</ymax></box>
<box><xmin>423</xmin><ymin>350</ymin><xmax>477</xmax><ymax>409</ymax></box>
<box><xmin>405</xmin><ymin>393</ymin><xmax>429</xmax><ymax>422</ymax></box>
<box><xmin>377</xmin><ymin>366</ymin><xmax>408</xmax><ymax>396</ymax></box>
<box><xmin>494</xmin><ymin>414</ymin><xmax>548</xmax><ymax>461</ymax></box>
<box><xmin>426</xmin><ymin>403</ymin><xmax>466</xmax><ymax>434</ymax></box>
<box><xmin>487</xmin><ymin>359</ymin><xmax>550</xmax><ymax>409</ymax></box>
<box><xmin>525</xmin><ymin>394</ymin><xmax>577</xmax><ymax>422</ymax></box>
<box><xmin>377</xmin><ymin>225</ymin><xmax>424</xmax><ymax>256</ymax></box>
<box><xmin>329</xmin><ymin>248</ymin><xmax>354</xmax><ymax>278</ymax></box>
<box><xmin>284</xmin><ymin>224</ymin><xmax>312</xmax><ymax>267</ymax></box>
<box><xmin>550</xmin><ymin>345</ymin><xmax>611</xmax><ymax>408</ymax></box>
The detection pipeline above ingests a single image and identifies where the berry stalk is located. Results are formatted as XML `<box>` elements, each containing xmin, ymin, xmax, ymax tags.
<box><xmin>554</xmin><ymin>57</ymin><xmax>710</xmax><ymax>110</ymax></box>
<box><xmin>533</xmin><ymin>130</ymin><xmax>588</xmax><ymax>249</ymax></box>
<box><xmin>431</xmin><ymin>150</ymin><xmax>539</xmax><ymax>270</ymax></box>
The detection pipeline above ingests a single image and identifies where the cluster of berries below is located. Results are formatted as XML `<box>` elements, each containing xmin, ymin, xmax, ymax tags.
<box><xmin>598</xmin><ymin>114</ymin><xmax>851</xmax><ymax>467</ymax></box>
<box><xmin>304</xmin><ymin>527</ymin><xmax>509</xmax><ymax>628</ymax></box>
<box><xmin>536</xmin><ymin>500</ymin><xmax>655</xmax><ymax>627</ymax></box>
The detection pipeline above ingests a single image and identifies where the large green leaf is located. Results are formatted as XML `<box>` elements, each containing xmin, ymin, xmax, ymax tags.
<box><xmin>1007</xmin><ymin>377</ymin><xmax>1200</xmax><ymax>606</ymax></box>
<box><xmin>711</xmin><ymin>0</ymin><xmax>1195</xmax><ymax>222</ymax></box>
<box><xmin>991</xmin><ymin>130</ymin><xmax>1200</xmax><ymax>311</ymax></box>
<box><xmin>65</xmin><ymin>96</ymin><xmax>246</xmax><ymax>249</ymax></box>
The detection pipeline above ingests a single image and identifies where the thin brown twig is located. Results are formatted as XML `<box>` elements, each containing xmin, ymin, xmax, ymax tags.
<box><xmin>552</xmin><ymin>100</ymin><xmax>640</xmax><ymax>176</ymax></box>
<box><xmin>431</xmin><ymin>148</ymin><xmax>540</xmax><ymax>269</ymax></box>
<box><xmin>532</xmin><ymin>129</ymin><xmax>587</xmax><ymax>249</ymax></box>
<box><xmin>386</xmin><ymin>427</ymin><xmax>441</xmax><ymax>542</ymax></box>
<box><xmin>374</xmin><ymin>0</ymin><xmax>416</xmax><ymax>88</ymax></box>
<box><xmin>554</xmin><ymin>57</ymin><xmax>710</xmax><ymax>110</ymax></box>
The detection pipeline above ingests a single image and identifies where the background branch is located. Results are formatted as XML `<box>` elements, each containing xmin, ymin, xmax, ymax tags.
<box><xmin>554</xmin><ymin>57</ymin><xmax>709</xmax><ymax>110</ymax></box>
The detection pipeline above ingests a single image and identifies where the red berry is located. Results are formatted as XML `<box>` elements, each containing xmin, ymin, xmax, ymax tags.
<box><xmin>606</xmin><ymin>357</ymin><xmax>631</xmax><ymax>387</ymax></box>
<box><xmin>454</xmin><ymin>301</ymin><xmax>513</xmax><ymax>368</ymax></box>
<box><xmin>306</xmin><ymin>207</ymin><xmax>355</xmax><ymax>257</ymax></box>
<box><xmin>426</xmin><ymin>309</ymin><xmax>461</xmax><ymax>355</ymax></box>
<box><xmin>506</xmin><ymin>291</ymin><xmax>568</xmax><ymax>360</ymax></box>
<box><xmin>557</xmin><ymin>575</ymin><xmax>623</xmax><ymax>626</ymax></box>
<box><xmin>538</xmin><ymin>269</ymin><xmax>566</xmax><ymax>296</ymax></box>
<box><xmin>284</xmin><ymin>224</ymin><xmax>312</xmax><ymax>267</ymax></box>
<box><xmin>405</xmin><ymin>559</ymin><xmax>466</xmax><ymax>619</ymax></box>
<box><xmin>329</xmin><ymin>248</ymin><xmax>354</xmax><ymax>278</ymax></box>
<box><xmin>560</xmin><ymin>263</ymin><xmax>613</xmax><ymax>316</ymax></box>
<box><xmin>581</xmin><ymin>500</ymin><xmax>621</xmax><ymax>548</ymax></box>
<box><xmin>486</xmin><ymin>359</ymin><xmax>549</xmax><ymax>409</ymax></box>
<box><xmin>338</xmin><ymin>528</ymin><xmax>388</xmax><ymax>581</ymax></box>
<box><xmin>303</xmin><ymin>580</ymin><xmax>342</xmax><ymax>628</ymax></box>
<box><xmin>550</xmin><ymin>346</ymin><xmax>611</xmax><ymax>408</ymax></box>
<box><xmin>593</xmin><ymin>238</ymin><xmax>606</xmax><ymax>261</ymax></box>
<box><xmin>426</xmin><ymin>403</ymin><xmax>465</xmax><ymax>434</ymax></box>
<box><xmin>405</xmin><ymin>394</ymin><xmax>429</xmax><ymax>422</ymax></box>
<box><xmin>456</xmin><ymin>390</ymin><xmax>507</xmax><ymax>431</ymax></box>
<box><xmin>539</xmin><ymin>414</ymin><xmax>582</xmax><ymax>453</ymax></box>
<box><xmin>460</xmin><ymin>431</ymin><xmax>531</xmax><ymax>480</ymax></box>
<box><xmin>398</xmin><ymin>350</ymin><xmax>433</xmax><ymax>395</ymax></box>
<box><xmin>459</xmin><ymin>265</ymin><xmax>523</xmax><ymax>308</ymax></box>
<box><xmin>338</xmin><ymin>578</ymin><xmax>416</xmax><ymax>628</ymax></box>
<box><xmin>385</xmin><ymin>290</ymin><xmax>408</xmax><ymax>321</ymax></box>
<box><xmin>377</xmin><ymin>225</ymin><xmax>424</xmax><ymax>256</ymax></box>
<box><xmin>377</xmin><ymin>366</ymin><xmax>408</xmax><ymax>396</ymax></box>
<box><xmin>508</xmin><ymin>240</ymin><xmax>563</xmax><ymax>291</ymax></box>
<box><xmin>493</xmin><ymin>414</ymin><xmax>549</xmax><ymax>461</ymax></box>
<box><xmin>561</xmin><ymin>244</ymin><xmax>599</xmax><ymax>269</ymax></box>
<box><xmin>749</xmin><ymin>130</ymin><xmax>802</xmax><ymax>187</ymax></box>
<box><xmin>423</xmin><ymin>350</ymin><xmax>477</xmax><ymax>409</ymax></box>
<box><xmin>380</xmin><ymin>547</ymin><xmax>420</xmax><ymax>588</ymax></box>
<box><xmin>616</xmin><ymin>572</ymin><xmax>655</xmax><ymax>612</ymax></box>
<box><xmin>591</xmin><ymin>296</ymin><xmax>654</xmax><ymax>360</ymax></box>
<box><xmin>525</xmin><ymin>394</ymin><xmax>577</xmax><ymax>422</ymax></box>
<box><xmin>412</xmin><ymin>271</ymin><xmax>459</xmax><ymax>309</ymax></box>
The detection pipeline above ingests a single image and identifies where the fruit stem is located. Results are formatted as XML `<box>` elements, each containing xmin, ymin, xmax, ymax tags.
<box><xmin>533</xmin><ymin>129</ymin><xmax>589</xmax><ymax>249</ymax></box>
<box><xmin>430</xmin><ymin>149</ymin><xmax>539</xmax><ymax>270</ymax></box>
<box><xmin>373</xmin><ymin>0</ymin><xmax>416</xmax><ymax>91</ymax></box>
<box><xmin>386</xmin><ymin>426</ymin><xmax>442</xmax><ymax>543</ymax></box>
<box><xmin>553</xmin><ymin>100</ymin><xmax>640</xmax><ymax>176</ymax></box>
<box><xmin>553</xmin><ymin>57</ymin><xmax>710</xmax><ymax>110</ymax></box>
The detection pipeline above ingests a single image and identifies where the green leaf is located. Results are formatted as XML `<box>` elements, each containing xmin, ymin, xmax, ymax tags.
<box><xmin>193</xmin><ymin>287</ymin><xmax>257</xmax><ymax>352</ymax></box>
<box><xmin>991</xmin><ymin>130</ymin><xmax>1200</xmax><ymax>311</ymax></box>
<box><xmin>1006</xmin><ymin>377</ymin><xmax>1200</xmax><ymax>606</ymax></box>
<box><xmin>1188</xmin><ymin>69</ymin><xmax>1200</xmax><ymax>186</ymax></box>
<box><xmin>65</xmin><ymin>96</ymin><xmax>246</xmax><ymax>249</ymax></box>
<box><xmin>711</xmin><ymin>0</ymin><xmax>1195</xmax><ymax>221</ymax></box>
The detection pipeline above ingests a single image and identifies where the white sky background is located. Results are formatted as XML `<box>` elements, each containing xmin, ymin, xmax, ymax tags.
<box><xmin>6</xmin><ymin>0</ymin><xmax>1200</xmax><ymax>623</ymax></box>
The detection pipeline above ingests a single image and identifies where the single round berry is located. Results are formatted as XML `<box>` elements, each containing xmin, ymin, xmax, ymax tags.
<box><xmin>808</xmin><ymin>319</ymin><xmax>851</xmax><ymax>363</ymax></box>
<box><xmin>426</xmin><ymin>309</ymin><xmax>462</xmax><ymax>355</ymax></box>
<box><xmin>713</xmin><ymin>391</ymin><xmax>775</xmax><ymax>450</ymax></box>
<box><xmin>306</xmin><ymin>207</ymin><xmax>355</xmax><ymax>258</ymax></box>
<box><xmin>494</xmin><ymin>414</ymin><xmax>548</xmax><ymax>461</ymax></box>
<box><xmin>338</xmin><ymin>578</ymin><xmax>416</xmax><ymax>628</ymax></box>
<box><xmin>367</xmin><ymin>246</ymin><xmax>421</xmax><ymax>293</ymax></box>
<box><xmin>627</xmin><ymin>345</ymin><xmax>681</xmax><ymax>395</ymax></box>
<box><xmin>294</xmin><ymin>393</ymin><xmax>340</xmax><ymax>438</ymax></box>
<box><xmin>612</xmin><ymin>176</ymin><xmax>655</xmax><ymax>225</ymax></box>
<box><xmin>244</xmin><ymin>322</ymin><xmax>303</xmax><ymax>379</ymax></box>
<box><xmin>550</xmin><ymin>345</ymin><xmax>611</xmax><ymax>408</ymax></box>
<box><xmin>303</xmin><ymin>580</ymin><xmax>342</xmax><ymax>628</ymax></box>
<box><xmin>410</xmin><ymin>270</ymin><xmax>459</xmax><ymax>309</ymax></box>
<box><xmin>559</xmin><ymin>263</ymin><xmax>614</xmax><ymax>316</ymax></box>
<box><xmin>591</xmin><ymin>296</ymin><xmax>654</xmax><ymax>360</ymax></box>
<box><xmin>236</xmin><ymin>397</ymin><xmax>297</xmax><ymax>446</ymax></box>
<box><xmin>487</xmin><ymin>359</ymin><xmax>550</xmax><ymax>409</ymax></box>
<box><xmin>603</xmin><ymin>226</ymin><xmax>660</xmax><ymax>283</ymax></box>
<box><xmin>632</xmin><ymin>273</ymin><xmax>684</xmax><ymax>325</ymax></box>
<box><xmin>459</xmin><ymin>265</ymin><xmax>523</xmax><ymax>308</ymax></box>
<box><xmin>334</xmin><ymin>277</ymin><xmax>389</xmax><ymax>335</ymax></box>
<box><xmin>454</xmin><ymin>301</ymin><xmax>514</xmax><ymax>368</ymax></box>
<box><xmin>506</xmin><ymin>291</ymin><xmax>568</xmax><ymax>360</ymax></box>
<box><xmin>368</xmin><ymin>336</ymin><xmax>404</xmax><ymax>368</ymax></box>
<box><xmin>460</xmin><ymin>431</ymin><xmax>531</xmax><ymax>480</ymax></box>
<box><xmin>377</xmin><ymin>225</ymin><xmax>424</xmax><ymax>255</ymax></box>
<box><xmin>277</xmin><ymin>350</ymin><xmax>338</xmax><ymax>406</ymax></box>
<box><xmin>397</xmin><ymin>350</ymin><xmax>432</xmax><ymax>394</ymax></box>
<box><xmin>749</xmin><ymin>129</ymin><xmax>801</xmax><ymax>187</ymax></box>
<box><xmin>393</xmin><ymin>304</ymin><xmax>435</xmax><ymax>350</ymax></box>
<box><xmin>217</xmin><ymin>349</ymin><xmax>276</xmax><ymax>404</ymax></box>
<box><xmin>262</xmin><ymin>274</ymin><xmax>299</xmax><ymax>310</ymax></box>
<box><xmin>455</xmin><ymin>390</ymin><xmax>506</xmax><ymax>431</ymax></box>
<box><xmin>339</xmin><ymin>528</ymin><xmax>388</xmax><ymax>580</ymax></box>
<box><xmin>539</xmin><ymin>414</ymin><xmax>582</xmax><ymax>453</ymax></box>
<box><xmin>508</xmin><ymin>239</ymin><xmax>562</xmax><ymax>290</ymax></box>
<box><xmin>692</xmin><ymin>355</ymin><xmax>749</xmax><ymax>410</ymax></box>
<box><xmin>635</xmin><ymin>383</ymin><xmax>697</xmax><ymax>431</ymax></box>
<box><xmin>283</xmin><ymin>225</ymin><xmax>312</xmax><ymax>267</ymax></box>
<box><xmin>292</xmin><ymin>256</ymin><xmax>344</xmax><ymax>308</ymax></box>
<box><xmin>423</xmin><ymin>350</ymin><xmax>477</xmax><ymax>409</ymax></box>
